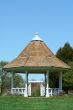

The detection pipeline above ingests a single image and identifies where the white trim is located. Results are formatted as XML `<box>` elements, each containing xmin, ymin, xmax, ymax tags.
<box><xmin>28</xmin><ymin>80</ymin><xmax>44</xmax><ymax>83</ymax></box>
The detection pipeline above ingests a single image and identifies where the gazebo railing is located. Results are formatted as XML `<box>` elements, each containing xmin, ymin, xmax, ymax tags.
<box><xmin>46</xmin><ymin>88</ymin><xmax>62</xmax><ymax>96</ymax></box>
<box><xmin>11</xmin><ymin>88</ymin><xmax>26</xmax><ymax>95</ymax></box>
<box><xmin>11</xmin><ymin>87</ymin><xmax>62</xmax><ymax>96</ymax></box>
<box><xmin>46</xmin><ymin>88</ymin><xmax>53</xmax><ymax>96</ymax></box>
<box><xmin>52</xmin><ymin>88</ymin><xmax>62</xmax><ymax>95</ymax></box>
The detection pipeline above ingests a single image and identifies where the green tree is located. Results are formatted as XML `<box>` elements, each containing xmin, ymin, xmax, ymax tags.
<box><xmin>56</xmin><ymin>42</ymin><xmax>73</xmax><ymax>63</ymax></box>
<box><xmin>49</xmin><ymin>72</ymin><xmax>59</xmax><ymax>88</ymax></box>
<box><xmin>0</xmin><ymin>61</ymin><xmax>25</xmax><ymax>95</ymax></box>
<box><xmin>0</xmin><ymin>61</ymin><xmax>8</xmax><ymax>94</ymax></box>
<box><xmin>63</xmin><ymin>62</ymin><xmax>73</xmax><ymax>92</ymax></box>
<box><xmin>14</xmin><ymin>74</ymin><xmax>25</xmax><ymax>88</ymax></box>
<box><xmin>56</xmin><ymin>42</ymin><xmax>73</xmax><ymax>92</ymax></box>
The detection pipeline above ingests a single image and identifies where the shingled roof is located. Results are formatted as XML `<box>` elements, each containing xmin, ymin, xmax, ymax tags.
<box><xmin>3</xmin><ymin>34</ymin><xmax>70</xmax><ymax>72</ymax></box>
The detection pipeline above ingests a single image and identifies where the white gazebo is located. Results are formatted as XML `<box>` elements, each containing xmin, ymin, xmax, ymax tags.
<box><xmin>3</xmin><ymin>33</ymin><xmax>70</xmax><ymax>97</ymax></box>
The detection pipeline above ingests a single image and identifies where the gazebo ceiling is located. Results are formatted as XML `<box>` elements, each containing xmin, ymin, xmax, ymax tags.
<box><xmin>3</xmin><ymin>34</ymin><xmax>70</xmax><ymax>72</ymax></box>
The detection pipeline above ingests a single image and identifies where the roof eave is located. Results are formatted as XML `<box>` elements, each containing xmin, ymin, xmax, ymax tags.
<box><xmin>3</xmin><ymin>65</ymin><xmax>70</xmax><ymax>73</ymax></box>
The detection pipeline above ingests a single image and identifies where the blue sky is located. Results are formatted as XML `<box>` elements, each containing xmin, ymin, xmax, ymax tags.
<box><xmin>0</xmin><ymin>0</ymin><xmax>73</xmax><ymax>80</ymax></box>
<box><xmin>0</xmin><ymin>0</ymin><xmax>73</xmax><ymax>61</ymax></box>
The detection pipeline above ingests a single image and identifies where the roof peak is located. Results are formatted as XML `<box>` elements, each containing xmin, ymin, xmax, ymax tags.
<box><xmin>32</xmin><ymin>33</ymin><xmax>42</xmax><ymax>41</ymax></box>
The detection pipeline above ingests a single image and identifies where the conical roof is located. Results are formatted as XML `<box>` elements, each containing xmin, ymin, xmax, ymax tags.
<box><xmin>4</xmin><ymin>34</ymin><xmax>70</xmax><ymax>72</ymax></box>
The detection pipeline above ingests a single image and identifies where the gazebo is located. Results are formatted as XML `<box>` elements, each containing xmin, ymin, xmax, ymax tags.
<box><xmin>3</xmin><ymin>34</ymin><xmax>70</xmax><ymax>97</ymax></box>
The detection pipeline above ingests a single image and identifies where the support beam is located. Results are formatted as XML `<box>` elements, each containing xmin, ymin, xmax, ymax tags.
<box><xmin>24</xmin><ymin>71</ymin><xmax>28</xmax><ymax>97</ymax></box>
<box><xmin>59</xmin><ymin>71</ymin><xmax>62</xmax><ymax>92</ymax></box>
<box><xmin>11</xmin><ymin>72</ymin><xmax>15</xmax><ymax>94</ymax></box>
<box><xmin>11</xmin><ymin>72</ymin><xmax>14</xmax><ymax>88</ymax></box>
<box><xmin>44</xmin><ymin>73</ymin><xmax>46</xmax><ymax>96</ymax></box>
<box><xmin>28</xmin><ymin>83</ymin><xmax>31</xmax><ymax>96</ymax></box>
<box><xmin>26</xmin><ymin>73</ymin><xmax>28</xmax><ymax>93</ymax></box>
<box><xmin>46</xmin><ymin>70</ymin><xmax>50</xmax><ymax>97</ymax></box>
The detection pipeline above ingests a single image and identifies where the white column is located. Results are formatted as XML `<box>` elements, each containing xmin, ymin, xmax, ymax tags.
<box><xmin>24</xmin><ymin>72</ymin><xmax>28</xmax><ymax>97</ymax></box>
<box><xmin>59</xmin><ymin>71</ymin><xmax>62</xmax><ymax>92</ymax></box>
<box><xmin>28</xmin><ymin>83</ymin><xmax>31</xmax><ymax>96</ymax></box>
<box><xmin>11</xmin><ymin>72</ymin><xmax>14</xmax><ymax>94</ymax></box>
<box><xmin>11</xmin><ymin>72</ymin><xmax>14</xmax><ymax>88</ymax></box>
<box><xmin>46</xmin><ymin>70</ymin><xmax>50</xmax><ymax>97</ymax></box>
<box><xmin>44</xmin><ymin>73</ymin><xmax>46</xmax><ymax>96</ymax></box>
<box><xmin>40</xmin><ymin>83</ymin><xmax>42</xmax><ymax>96</ymax></box>
<box><xmin>30</xmin><ymin>83</ymin><xmax>31</xmax><ymax>96</ymax></box>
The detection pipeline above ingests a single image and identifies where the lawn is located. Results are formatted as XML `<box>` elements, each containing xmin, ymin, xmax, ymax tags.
<box><xmin>0</xmin><ymin>96</ymin><xmax>73</xmax><ymax>110</ymax></box>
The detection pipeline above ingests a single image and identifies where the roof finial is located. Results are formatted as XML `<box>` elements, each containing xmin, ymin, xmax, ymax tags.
<box><xmin>32</xmin><ymin>32</ymin><xmax>42</xmax><ymax>41</ymax></box>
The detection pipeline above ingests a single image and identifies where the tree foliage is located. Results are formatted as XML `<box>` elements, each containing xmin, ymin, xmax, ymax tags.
<box><xmin>14</xmin><ymin>74</ymin><xmax>25</xmax><ymax>88</ymax></box>
<box><xmin>49</xmin><ymin>72</ymin><xmax>59</xmax><ymax>88</ymax></box>
<box><xmin>56</xmin><ymin>42</ymin><xmax>73</xmax><ymax>63</ymax></box>
<box><xmin>0</xmin><ymin>61</ymin><xmax>8</xmax><ymax>94</ymax></box>
<box><xmin>56</xmin><ymin>42</ymin><xmax>73</xmax><ymax>92</ymax></box>
<box><xmin>0</xmin><ymin>61</ymin><xmax>25</xmax><ymax>95</ymax></box>
<box><xmin>63</xmin><ymin>62</ymin><xmax>73</xmax><ymax>91</ymax></box>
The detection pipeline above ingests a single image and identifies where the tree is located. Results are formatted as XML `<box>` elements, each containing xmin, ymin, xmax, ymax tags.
<box><xmin>56</xmin><ymin>42</ymin><xmax>73</xmax><ymax>92</ymax></box>
<box><xmin>14</xmin><ymin>74</ymin><xmax>25</xmax><ymax>88</ymax></box>
<box><xmin>56</xmin><ymin>42</ymin><xmax>73</xmax><ymax>63</ymax></box>
<box><xmin>0</xmin><ymin>61</ymin><xmax>8</xmax><ymax>94</ymax></box>
<box><xmin>0</xmin><ymin>61</ymin><xmax>25</xmax><ymax>95</ymax></box>
<box><xmin>63</xmin><ymin>62</ymin><xmax>73</xmax><ymax>92</ymax></box>
<box><xmin>49</xmin><ymin>72</ymin><xmax>59</xmax><ymax>88</ymax></box>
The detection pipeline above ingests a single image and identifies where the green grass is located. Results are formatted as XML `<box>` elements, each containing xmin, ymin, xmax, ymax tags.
<box><xmin>0</xmin><ymin>96</ymin><xmax>73</xmax><ymax>110</ymax></box>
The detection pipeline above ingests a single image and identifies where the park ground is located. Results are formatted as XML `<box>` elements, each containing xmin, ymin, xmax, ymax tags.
<box><xmin>0</xmin><ymin>96</ymin><xmax>73</xmax><ymax>110</ymax></box>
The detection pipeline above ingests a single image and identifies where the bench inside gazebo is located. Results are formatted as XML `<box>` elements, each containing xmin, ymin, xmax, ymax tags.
<box><xmin>3</xmin><ymin>34</ymin><xmax>70</xmax><ymax>97</ymax></box>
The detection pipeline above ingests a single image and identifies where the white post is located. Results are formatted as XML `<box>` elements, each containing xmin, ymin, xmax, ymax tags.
<box><xmin>46</xmin><ymin>70</ymin><xmax>50</xmax><ymax>97</ymax></box>
<box><xmin>30</xmin><ymin>83</ymin><xmax>31</xmax><ymax>96</ymax></box>
<box><xmin>40</xmin><ymin>83</ymin><xmax>42</xmax><ymax>96</ymax></box>
<box><xmin>11</xmin><ymin>72</ymin><xmax>14</xmax><ymax>94</ymax></box>
<box><xmin>59</xmin><ymin>71</ymin><xmax>62</xmax><ymax>92</ymax></box>
<box><xmin>44</xmin><ymin>74</ymin><xmax>46</xmax><ymax>96</ymax></box>
<box><xmin>24</xmin><ymin>72</ymin><xmax>28</xmax><ymax>97</ymax></box>
<box><xmin>28</xmin><ymin>83</ymin><xmax>31</xmax><ymax>96</ymax></box>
